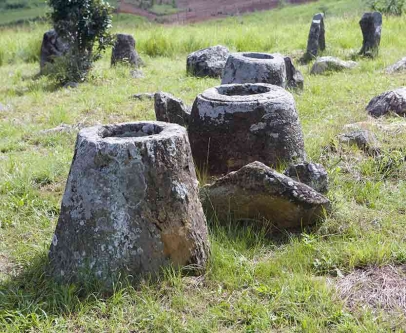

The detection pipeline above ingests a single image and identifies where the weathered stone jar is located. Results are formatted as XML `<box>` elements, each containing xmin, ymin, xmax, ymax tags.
<box><xmin>49</xmin><ymin>121</ymin><xmax>209</xmax><ymax>287</ymax></box>
<box><xmin>221</xmin><ymin>52</ymin><xmax>287</xmax><ymax>87</ymax></box>
<box><xmin>188</xmin><ymin>83</ymin><xmax>305</xmax><ymax>175</ymax></box>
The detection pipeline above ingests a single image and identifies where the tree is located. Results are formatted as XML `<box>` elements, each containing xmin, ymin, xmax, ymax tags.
<box><xmin>48</xmin><ymin>0</ymin><xmax>114</xmax><ymax>83</ymax></box>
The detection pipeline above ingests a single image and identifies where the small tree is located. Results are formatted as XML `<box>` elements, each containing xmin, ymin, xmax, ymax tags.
<box><xmin>367</xmin><ymin>0</ymin><xmax>405</xmax><ymax>15</ymax></box>
<box><xmin>48</xmin><ymin>0</ymin><xmax>114</xmax><ymax>83</ymax></box>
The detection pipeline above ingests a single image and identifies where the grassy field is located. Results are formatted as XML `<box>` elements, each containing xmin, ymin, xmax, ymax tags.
<box><xmin>2</xmin><ymin>0</ymin><xmax>406</xmax><ymax>331</ymax></box>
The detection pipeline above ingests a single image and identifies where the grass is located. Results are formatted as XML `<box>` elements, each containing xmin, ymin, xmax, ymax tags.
<box><xmin>2</xmin><ymin>0</ymin><xmax>406</xmax><ymax>331</ymax></box>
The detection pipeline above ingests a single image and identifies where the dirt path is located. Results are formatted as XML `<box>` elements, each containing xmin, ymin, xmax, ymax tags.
<box><xmin>118</xmin><ymin>0</ymin><xmax>317</xmax><ymax>23</ymax></box>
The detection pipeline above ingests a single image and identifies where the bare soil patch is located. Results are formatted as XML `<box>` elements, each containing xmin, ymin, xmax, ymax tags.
<box><xmin>118</xmin><ymin>0</ymin><xmax>316</xmax><ymax>23</ymax></box>
<box><xmin>336</xmin><ymin>265</ymin><xmax>406</xmax><ymax>315</ymax></box>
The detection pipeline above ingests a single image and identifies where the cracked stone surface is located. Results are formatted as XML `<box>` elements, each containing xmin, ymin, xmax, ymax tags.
<box><xmin>154</xmin><ymin>92</ymin><xmax>191</xmax><ymax>126</ymax></box>
<box><xmin>186</xmin><ymin>45</ymin><xmax>229</xmax><ymax>78</ymax></box>
<box><xmin>111</xmin><ymin>34</ymin><xmax>143</xmax><ymax>68</ymax></box>
<box><xmin>310</xmin><ymin>56</ymin><xmax>358</xmax><ymax>75</ymax></box>
<box><xmin>200</xmin><ymin>161</ymin><xmax>331</xmax><ymax>230</ymax></box>
<box><xmin>366</xmin><ymin>87</ymin><xmax>406</xmax><ymax>118</ymax></box>
<box><xmin>284</xmin><ymin>56</ymin><xmax>304</xmax><ymax>90</ymax></box>
<box><xmin>284</xmin><ymin>162</ymin><xmax>328</xmax><ymax>194</ymax></box>
<box><xmin>221</xmin><ymin>52</ymin><xmax>287</xmax><ymax>87</ymax></box>
<box><xmin>188</xmin><ymin>83</ymin><xmax>305</xmax><ymax>175</ymax></box>
<box><xmin>48</xmin><ymin>121</ymin><xmax>209</xmax><ymax>287</ymax></box>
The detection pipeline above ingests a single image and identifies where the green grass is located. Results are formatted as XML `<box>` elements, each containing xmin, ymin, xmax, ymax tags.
<box><xmin>2</xmin><ymin>0</ymin><xmax>406</xmax><ymax>331</ymax></box>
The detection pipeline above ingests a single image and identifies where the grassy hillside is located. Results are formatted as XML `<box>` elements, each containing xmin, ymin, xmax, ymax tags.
<box><xmin>2</xmin><ymin>0</ymin><xmax>406</xmax><ymax>331</ymax></box>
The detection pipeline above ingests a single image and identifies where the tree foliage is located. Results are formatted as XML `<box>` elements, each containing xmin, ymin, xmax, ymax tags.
<box><xmin>367</xmin><ymin>0</ymin><xmax>405</xmax><ymax>15</ymax></box>
<box><xmin>48</xmin><ymin>0</ymin><xmax>114</xmax><ymax>82</ymax></box>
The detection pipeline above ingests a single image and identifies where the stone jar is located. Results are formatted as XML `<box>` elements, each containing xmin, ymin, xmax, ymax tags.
<box><xmin>188</xmin><ymin>83</ymin><xmax>306</xmax><ymax>175</ymax></box>
<box><xmin>49</xmin><ymin>121</ymin><xmax>210</xmax><ymax>288</ymax></box>
<box><xmin>111</xmin><ymin>34</ymin><xmax>143</xmax><ymax>68</ymax></box>
<box><xmin>221</xmin><ymin>52</ymin><xmax>287</xmax><ymax>87</ymax></box>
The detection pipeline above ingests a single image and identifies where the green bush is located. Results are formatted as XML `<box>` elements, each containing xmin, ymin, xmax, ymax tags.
<box><xmin>367</xmin><ymin>0</ymin><xmax>405</xmax><ymax>15</ymax></box>
<box><xmin>48</xmin><ymin>0</ymin><xmax>114</xmax><ymax>83</ymax></box>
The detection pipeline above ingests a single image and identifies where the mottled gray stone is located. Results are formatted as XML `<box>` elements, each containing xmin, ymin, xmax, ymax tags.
<box><xmin>132</xmin><ymin>93</ymin><xmax>155</xmax><ymax>100</ymax></box>
<box><xmin>49</xmin><ymin>121</ymin><xmax>209</xmax><ymax>288</ymax></box>
<box><xmin>310</xmin><ymin>56</ymin><xmax>358</xmax><ymax>75</ymax></box>
<box><xmin>154</xmin><ymin>92</ymin><xmax>191</xmax><ymax>127</ymax></box>
<box><xmin>187</xmin><ymin>45</ymin><xmax>230</xmax><ymax>78</ymax></box>
<box><xmin>188</xmin><ymin>83</ymin><xmax>305</xmax><ymax>175</ymax></box>
<box><xmin>200</xmin><ymin>161</ymin><xmax>331</xmax><ymax>230</ymax></box>
<box><xmin>386</xmin><ymin>57</ymin><xmax>406</xmax><ymax>74</ymax></box>
<box><xmin>338</xmin><ymin>130</ymin><xmax>379</xmax><ymax>152</ymax></box>
<box><xmin>40</xmin><ymin>29</ymin><xmax>69</xmax><ymax>74</ymax></box>
<box><xmin>284</xmin><ymin>162</ymin><xmax>328</xmax><ymax>194</ymax></box>
<box><xmin>111</xmin><ymin>34</ymin><xmax>143</xmax><ymax>68</ymax></box>
<box><xmin>221</xmin><ymin>52</ymin><xmax>287</xmax><ymax>87</ymax></box>
<box><xmin>284</xmin><ymin>56</ymin><xmax>304</xmax><ymax>90</ymax></box>
<box><xmin>359</xmin><ymin>12</ymin><xmax>382</xmax><ymax>58</ymax></box>
<box><xmin>302</xmin><ymin>13</ymin><xmax>325</xmax><ymax>63</ymax></box>
<box><xmin>366</xmin><ymin>88</ymin><xmax>406</xmax><ymax>117</ymax></box>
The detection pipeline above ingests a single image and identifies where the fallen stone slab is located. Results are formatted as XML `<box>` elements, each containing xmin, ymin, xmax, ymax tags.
<box><xmin>366</xmin><ymin>87</ymin><xmax>406</xmax><ymax>118</ymax></box>
<box><xmin>338</xmin><ymin>130</ymin><xmax>380</xmax><ymax>154</ymax></box>
<box><xmin>188</xmin><ymin>83</ymin><xmax>305</xmax><ymax>175</ymax></box>
<box><xmin>111</xmin><ymin>34</ymin><xmax>143</xmax><ymax>68</ymax></box>
<box><xmin>48</xmin><ymin>121</ymin><xmax>210</xmax><ymax>287</ymax></box>
<box><xmin>221</xmin><ymin>52</ymin><xmax>287</xmax><ymax>87</ymax></box>
<box><xmin>385</xmin><ymin>57</ymin><xmax>406</xmax><ymax>74</ymax></box>
<box><xmin>187</xmin><ymin>45</ymin><xmax>229</xmax><ymax>78</ymax></box>
<box><xmin>154</xmin><ymin>92</ymin><xmax>190</xmax><ymax>127</ymax></box>
<box><xmin>310</xmin><ymin>56</ymin><xmax>358</xmax><ymax>75</ymax></box>
<box><xmin>359</xmin><ymin>12</ymin><xmax>382</xmax><ymax>58</ymax></box>
<box><xmin>302</xmin><ymin>13</ymin><xmax>326</xmax><ymax>63</ymax></box>
<box><xmin>200</xmin><ymin>161</ymin><xmax>330</xmax><ymax>230</ymax></box>
<box><xmin>131</xmin><ymin>93</ymin><xmax>155</xmax><ymax>100</ymax></box>
<box><xmin>284</xmin><ymin>162</ymin><xmax>328</xmax><ymax>194</ymax></box>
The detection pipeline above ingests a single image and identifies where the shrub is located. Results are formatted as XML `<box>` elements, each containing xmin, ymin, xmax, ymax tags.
<box><xmin>48</xmin><ymin>0</ymin><xmax>114</xmax><ymax>83</ymax></box>
<box><xmin>367</xmin><ymin>0</ymin><xmax>405</xmax><ymax>16</ymax></box>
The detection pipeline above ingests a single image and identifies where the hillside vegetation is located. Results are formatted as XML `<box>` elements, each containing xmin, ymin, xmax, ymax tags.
<box><xmin>2</xmin><ymin>0</ymin><xmax>406</xmax><ymax>331</ymax></box>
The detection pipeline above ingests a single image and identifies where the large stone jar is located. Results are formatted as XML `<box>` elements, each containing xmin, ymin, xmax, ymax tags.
<box><xmin>188</xmin><ymin>83</ymin><xmax>305</xmax><ymax>175</ymax></box>
<box><xmin>49</xmin><ymin>121</ymin><xmax>209</xmax><ymax>287</ymax></box>
<box><xmin>221</xmin><ymin>52</ymin><xmax>287</xmax><ymax>87</ymax></box>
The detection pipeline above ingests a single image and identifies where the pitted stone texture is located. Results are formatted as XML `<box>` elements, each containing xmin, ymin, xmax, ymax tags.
<box><xmin>40</xmin><ymin>30</ymin><xmax>69</xmax><ymax>73</ymax></box>
<box><xmin>188</xmin><ymin>83</ymin><xmax>305</xmax><ymax>175</ymax></box>
<box><xmin>49</xmin><ymin>121</ymin><xmax>209</xmax><ymax>287</ymax></box>
<box><xmin>302</xmin><ymin>13</ymin><xmax>325</xmax><ymax>63</ymax></box>
<box><xmin>359</xmin><ymin>12</ymin><xmax>382</xmax><ymax>58</ymax></box>
<box><xmin>154</xmin><ymin>92</ymin><xmax>191</xmax><ymax>127</ymax></box>
<box><xmin>386</xmin><ymin>57</ymin><xmax>406</xmax><ymax>74</ymax></box>
<box><xmin>338</xmin><ymin>130</ymin><xmax>379</xmax><ymax>153</ymax></box>
<box><xmin>111</xmin><ymin>34</ymin><xmax>143</xmax><ymax>68</ymax></box>
<box><xmin>366</xmin><ymin>88</ymin><xmax>406</xmax><ymax>118</ymax></box>
<box><xmin>200</xmin><ymin>161</ymin><xmax>331</xmax><ymax>230</ymax></box>
<box><xmin>310</xmin><ymin>57</ymin><xmax>358</xmax><ymax>75</ymax></box>
<box><xmin>186</xmin><ymin>45</ymin><xmax>230</xmax><ymax>78</ymax></box>
<box><xmin>221</xmin><ymin>52</ymin><xmax>287</xmax><ymax>87</ymax></box>
<box><xmin>284</xmin><ymin>162</ymin><xmax>328</xmax><ymax>194</ymax></box>
<box><xmin>284</xmin><ymin>57</ymin><xmax>304</xmax><ymax>90</ymax></box>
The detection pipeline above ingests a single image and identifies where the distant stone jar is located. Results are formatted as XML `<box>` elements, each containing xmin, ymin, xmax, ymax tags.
<box><xmin>188</xmin><ymin>83</ymin><xmax>305</xmax><ymax>175</ymax></box>
<box><xmin>302</xmin><ymin>13</ymin><xmax>325</xmax><ymax>63</ymax></box>
<box><xmin>49</xmin><ymin>121</ymin><xmax>210</xmax><ymax>288</ymax></box>
<box><xmin>221</xmin><ymin>52</ymin><xmax>287</xmax><ymax>87</ymax></box>
<box><xmin>111</xmin><ymin>34</ymin><xmax>143</xmax><ymax>67</ymax></box>
<box><xmin>40</xmin><ymin>29</ymin><xmax>68</xmax><ymax>74</ymax></box>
